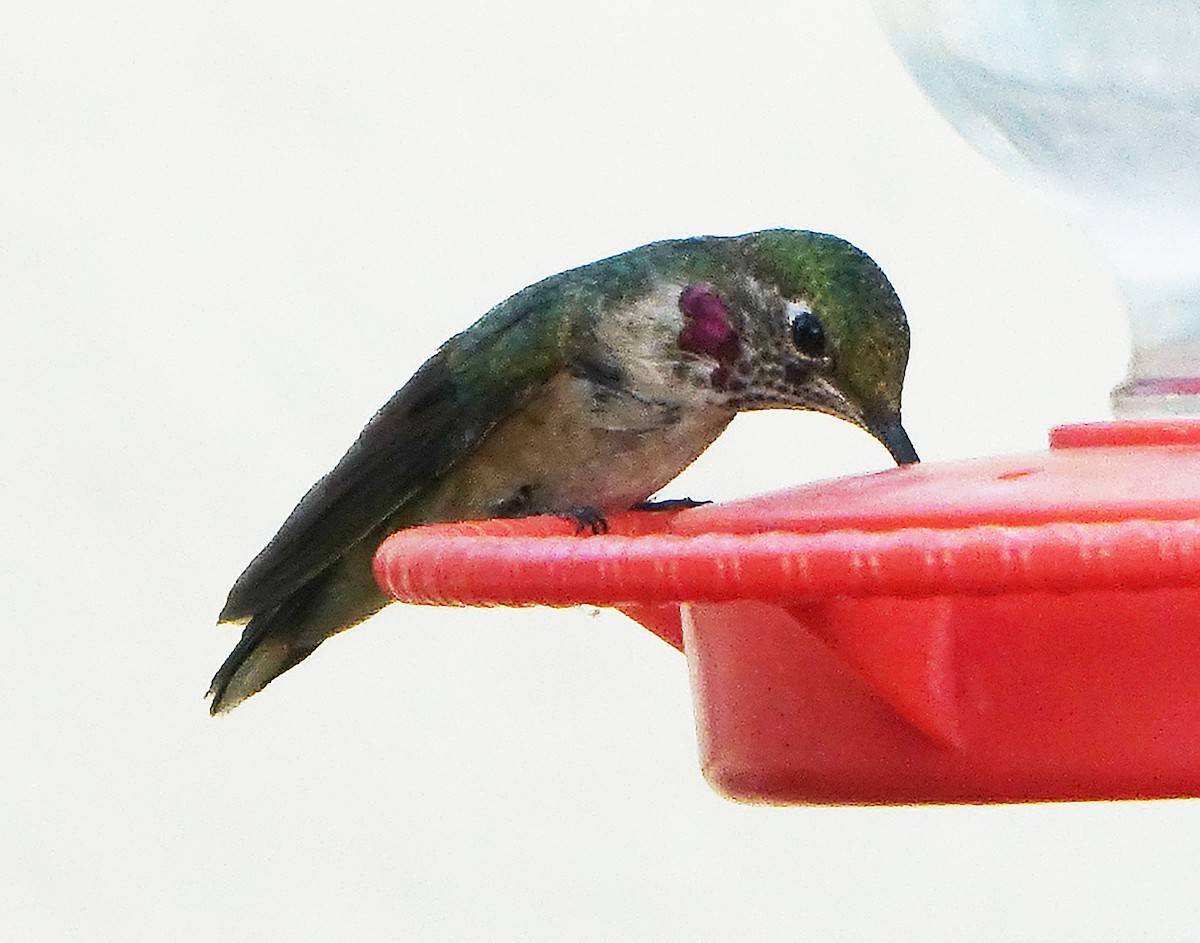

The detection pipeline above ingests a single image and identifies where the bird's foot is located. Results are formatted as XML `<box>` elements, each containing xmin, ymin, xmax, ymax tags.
<box><xmin>562</xmin><ymin>506</ymin><xmax>609</xmax><ymax>535</ymax></box>
<box><xmin>633</xmin><ymin>497</ymin><xmax>712</xmax><ymax>512</ymax></box>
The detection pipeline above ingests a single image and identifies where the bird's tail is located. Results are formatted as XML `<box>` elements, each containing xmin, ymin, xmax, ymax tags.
<box><xmin>208</xmin><ymin>588</ymin><xmax>324</xmax><ymax>715</ymax></box>
<box><xmin>210</xmin><ymin>539</ymin><xmax>391</xmax><ymax>714</ymax></box>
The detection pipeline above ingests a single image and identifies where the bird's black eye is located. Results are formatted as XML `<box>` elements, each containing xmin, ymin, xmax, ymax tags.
<box><xmin>790</xmin><ymin>308</ymin><xmax>826</xmax><ymax>358</ymax></box>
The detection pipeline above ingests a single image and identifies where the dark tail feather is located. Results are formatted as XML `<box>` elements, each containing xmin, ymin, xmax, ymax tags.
<box><xmin>207</xmin><ymin>592</ymin><xmax>323</xmax><ymax>715</ymax></box>
<box><xmin>209</xmin><ymin>546</ymin><xmax>390</xmax><ymax>714</ymax></box>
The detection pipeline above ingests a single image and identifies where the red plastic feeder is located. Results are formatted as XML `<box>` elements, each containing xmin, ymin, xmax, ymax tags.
<box><xmin>374</xmin><ymin>421</ymin><xmax>1200</xmax><ymax>804</ymax></box>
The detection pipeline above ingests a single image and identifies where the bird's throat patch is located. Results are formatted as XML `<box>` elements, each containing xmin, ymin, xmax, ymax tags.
<box><xmin>678</xmin><ymin>286</ymin><xmax>742</xmax><ymax>390</ymax></box>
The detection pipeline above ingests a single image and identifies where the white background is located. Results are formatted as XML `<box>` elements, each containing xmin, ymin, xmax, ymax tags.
<box><xmin>5</xmin><ymin>1</ymin><xmax>1188</xmax><ymax>940</ymax></box>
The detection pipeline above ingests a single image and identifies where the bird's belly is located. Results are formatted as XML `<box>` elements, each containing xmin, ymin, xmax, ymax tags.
<box><xmin>418</xmin><ymin>371</ymin><xmax>734</xmax><ymax>522</ymax></box>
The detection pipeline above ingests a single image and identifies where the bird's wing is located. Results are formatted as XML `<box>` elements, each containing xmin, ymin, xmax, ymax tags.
<box><xmin>219</xmin><ymin>282</ymin><xmax>582</xmax><ymax>623</ymax></box>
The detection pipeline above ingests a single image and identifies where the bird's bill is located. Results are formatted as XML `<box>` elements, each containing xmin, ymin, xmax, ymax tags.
<box><xmin>869</xmin><ymin>417</ymin><xmax>919</xmax><ymax>465</ymax></box>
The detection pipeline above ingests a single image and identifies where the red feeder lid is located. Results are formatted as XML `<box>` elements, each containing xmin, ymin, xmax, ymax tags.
<box><xmin>374</xmin><ymin>421</ymin><xmax>1200</xmax><ymax>804</ymax></box>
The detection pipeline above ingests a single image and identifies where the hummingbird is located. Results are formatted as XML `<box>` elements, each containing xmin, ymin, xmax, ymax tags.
<box><xmin>210</xmin><ymin>229</ymin><xmax>918</xmax><ymax>713</ymax></box>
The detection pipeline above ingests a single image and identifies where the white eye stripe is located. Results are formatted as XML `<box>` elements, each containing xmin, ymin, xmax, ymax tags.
<box><xmin>785</xmin><ymin>300</ymin><xmax>815</xmax><ymax>320</ymax></box>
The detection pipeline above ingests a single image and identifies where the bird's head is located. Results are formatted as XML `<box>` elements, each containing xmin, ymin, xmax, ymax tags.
<box><xmin>674</xmin><ymin>229</ymin><xmax>918</xmax><ymax>465</ymax></box>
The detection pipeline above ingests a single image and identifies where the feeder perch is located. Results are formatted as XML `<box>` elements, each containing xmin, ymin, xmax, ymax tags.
<box><xmin>374</xmin><ymin>421</ymin><xmax>1200</xmax><ymax>804</ymax></box>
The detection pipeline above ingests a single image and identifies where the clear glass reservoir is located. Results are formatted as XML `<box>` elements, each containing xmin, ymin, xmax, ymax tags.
<box><xmin>867</xmin><ymin>0</ymin><xmax>1200</xmax><ymax>415</ymax></box>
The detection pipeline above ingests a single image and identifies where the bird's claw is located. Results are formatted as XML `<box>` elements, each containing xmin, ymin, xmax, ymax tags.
<box><xmin>563</xmin><ymin>506</ymin><xmax>609</xmax><ymax>535</ymax></box>
<box><xmin>633</xmin><ymin>497</ymin><xmax>712</xmax><ymax>512</ymax></box>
